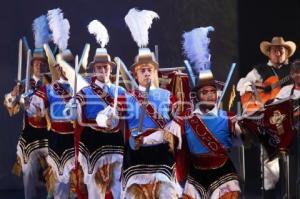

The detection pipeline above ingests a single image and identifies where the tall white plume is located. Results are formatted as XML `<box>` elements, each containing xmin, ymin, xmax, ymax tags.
<box><xmin>47</xmin><ymin>8</ymin><xmax>70</xmax><ymax>51</ymax></box>
<box><xmin>88</xmin><ymin>20</ymin><xmax>109</xmax><ymax>48</ymax></box>
<box><xmin>125</xmin><ymin>8</ymin><xmax>159</xmax><ymax>48</ymax></box>
<box><xmin>183</xmin><ymin>26</ymin><xmax>214</xmax><ymax>73</ymax></box>
<box><xmin>32</xmin><ymin>15</ymin><xmax>51</xmax><ymax>48</ymax></box>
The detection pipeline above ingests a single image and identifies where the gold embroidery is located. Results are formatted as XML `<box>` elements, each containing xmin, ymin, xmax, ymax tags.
<box><xmin>69</xmin><ymin>166</ymin><xmax>87</xmax><ymax>194</ymax></box>
<box><xmin>164</xmin><ymin>130</ymin><xmax>175</xmax><ymax>153</ymax></box>
<box><xmin>11</xmin><ymin>155</ymin><xmax>22</xmax><ymax>176</ymax></box>
<box><xmin>43</xmin><ymin>165</ymin><xmax>58</xmax><ymax>194</ymax></box>
<box><xmin>269</xmin><ymin>110</ymin><xmax>286</xmax><ymax>135</ymax></box>
<box><xmin>95</xmin><ymin>163</ymin><xmax>115</xmax><ymax>193</ymax></box>
<box><xmin>128</xmin><ymin>182</ymin><xmax>161</xmax><ymax>199</ymax></box>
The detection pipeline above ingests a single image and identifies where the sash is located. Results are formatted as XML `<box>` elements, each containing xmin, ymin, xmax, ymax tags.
<box><xmin>90</xmin><ymin>82</ymin><xmax>114</xmax><ymax>107</ymax></box>
<box><xmin>53</xmin><ymin>82</ymin><xmax>72</xmax><ymax>102</ymax></box>
<box><xmin>132</xmin><ymin>90</ymin><xmax>166</xmax><ymax>129</ymax></box>
<box><xmin>187</xmin><ymin>114</ymin><xmax>227</xmax><ymax>154</ymax></box>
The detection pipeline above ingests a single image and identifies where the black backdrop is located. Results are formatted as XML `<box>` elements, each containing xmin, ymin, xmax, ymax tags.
<box><xmin>238</xmin><ymin>0</ymin><xmax>300</xmax><ymax>196</ymax></box>
<box><xmin>0</xmin><ymin>0</ymin><xmax>299</xmax><ymax>196</ymax></box>
<box><xmin>0</xmin><ymin>0</ymin><xmax>237</xmax><ymax>190</ymax></box>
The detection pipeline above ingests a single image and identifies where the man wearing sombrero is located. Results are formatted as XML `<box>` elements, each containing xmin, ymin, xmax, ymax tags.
<box><xmin>237</xmin><ymin>36</ymin><xmax>297</xmax><ymax>198</ymax></box>
<box><xmin>237</xmin><ymin>36</ymin><xmax>296</xmax><ymax>96</ymax></box>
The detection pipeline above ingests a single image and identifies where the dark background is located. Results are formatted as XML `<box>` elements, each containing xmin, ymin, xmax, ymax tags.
<box><xmin>0</xmin><ymin>0</ymin><xmax>299</xmax><ymax>198</ymax></box>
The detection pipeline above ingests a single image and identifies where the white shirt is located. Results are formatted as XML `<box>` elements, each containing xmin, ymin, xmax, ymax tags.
<box><xmin>193</xmin><ymin>106</ymin><xmax>218</xmax><ymax>116</ymax></box>
<box><xmin>32</xmin><ymin>74</ymin><xmax>40</xmax><ymax>83</ymax></box>
<box><xmin>95</xmin><ymin>79</ymin><xmax>111</xmax><ymax>89</ymax></box>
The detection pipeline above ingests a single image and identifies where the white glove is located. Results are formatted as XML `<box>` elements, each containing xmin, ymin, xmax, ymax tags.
<box><xmin>165</xmin><ymin>120</ymin><xmax>182</xmax><ymax>149</ymax></box>
<box><xmin>63</xmin><ymin>98</ymin><xmax>77</xmax><ymax>120</ymax></box>
<box><xmin>19</xmin><ymin>89</ymin><xmax>34</xmax><ymax>105</ymax></box>
<box><xmin>96</xmin><ymin>106</ymin><xmax>118</xmax><ymax>128</ymax></box>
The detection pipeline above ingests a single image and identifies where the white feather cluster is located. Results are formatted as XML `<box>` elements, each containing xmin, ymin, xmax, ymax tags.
<box><xmin>183</xmin><ymin>26</ymin><xmax>214</xmax><ymax>73</ymax></box>
<box><xmin>47</xmin><ymin>8</ymin><xmax>70</xmax><ymax>51</ymax></box>
<box><xmin>125</xmin><ymin>8</ymin><xmax>159</xmax><ymax>48</ymax></box>
<box><xmin>88</xmin><ymin>20</ymin><xmax>109</xmax><ymax>48</ymax></box>
<box><xmin>32</xmin><ymin>15</ymin><xmax>51</xmax><ymax>48</ymax></box>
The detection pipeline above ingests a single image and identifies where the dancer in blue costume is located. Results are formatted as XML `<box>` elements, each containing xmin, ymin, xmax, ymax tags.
<box><xmin>4</xmin><ymin>15</ymin><xmax>51</xmax><ymax>199</ymax></box>
<box><xmin>74</xmin><ymin>19</ymin><xmax>125</xmax><ymax>199</ymax></box>
<box><xmin>181</xmin><ymin>27</ymin><xmax>241</xmax><ymax>199</ymax></box>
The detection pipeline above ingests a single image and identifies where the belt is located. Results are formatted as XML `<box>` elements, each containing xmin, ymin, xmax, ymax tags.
<box><xmin>51</xmin><ymin>121</ymin><xmax>74</xmax><ymax>134</ymax></box>
<box><xmin>191</xmin><ymin>153</ymin><xmax>228</xmax><ymax>170</ymax></box>
<box><xmin>28</xmin><ymin>117</ymin><xmax>47</xmax><ymax>128</ymax></box>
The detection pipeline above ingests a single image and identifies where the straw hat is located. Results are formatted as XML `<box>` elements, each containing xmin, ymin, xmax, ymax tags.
<box><xmin>260</xmin><ymin>36</ymin><xmax>296</xmax><ymax>58</ymax></box>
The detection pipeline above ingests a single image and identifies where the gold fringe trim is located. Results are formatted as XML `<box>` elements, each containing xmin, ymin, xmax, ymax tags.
<box><xmin>127</xmin><ymin>182</ymin><xmax>161</xmax><ymax>199</ymax></box>
<box><xmin>182</xmin><ymin>193</ymin><xmax>194</xmax><ymax>199</ymax></box>
<box><xmin>95</xmin><ymin>163</ymin><xmax>115</xmax><ymax>192</ymax></box>
<box><xmin>174</xmin><ymin>75</ymin><xmax>184</xmax><ymax>112</ymax></box>
<box><xmin>228</xmin><ymin>85</ymin><xmax>236</xmax><ymax>111</ymax></box>
<box><xmin>69</xmin><ymin>166</ymin><xmax>87</xmax><ymax>195</ymax></box>
<box><xmin>164</xmin><ymin>130</ymin><xmax>175</xmax><ymax>153</ymax></box>
<box><xmin>43</xmin><ymin>166</ymin><xmax>57</xmax><ymax>194</ymax></box>
<box><xmin>219</xmin><ymin>191</ymin><xmax>239</xmax><ymax>199</ymax></box>
<box><xmin>5</xmin><ymin>103</ymin><xmax>20</xmax><ymax>117</ymax></box>
<box><xmin>39</xmin><ymin>156</ymin><xmax>48</xmax><ymax>170</ymax></box>
<box><xmin>11</xmin><ymin>155</ymin><xmax>22</xmax><ymax>176</ymax></box>
<box><xmin>45</xmin><ymin>109</ymin><xmax>51</xmax><ymax>131</ymax></box>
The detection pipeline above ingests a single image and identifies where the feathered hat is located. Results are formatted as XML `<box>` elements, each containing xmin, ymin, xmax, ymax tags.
<box><xmin>88</xmin><ymin>20</ymin><xmax>116</xmax><ymax>68</ymax></box>
<box><xmin>32</xmin><ymin>15</ymin><xmax>51</xmax><ymax>63</ymax></box>
<box><xmin>125</xmin><ymin>8</ymin><xmax>159</xmax><ymax>71</ymax></box>
<box><xmin>47</xmin><ymin>8</ymin><xmax>73</xmax><ymax>63</ymax></box>
<box><xmin>182</xmin><ymin>26</ymin><xmax>221</xmax><ymax>89</ymax></box>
